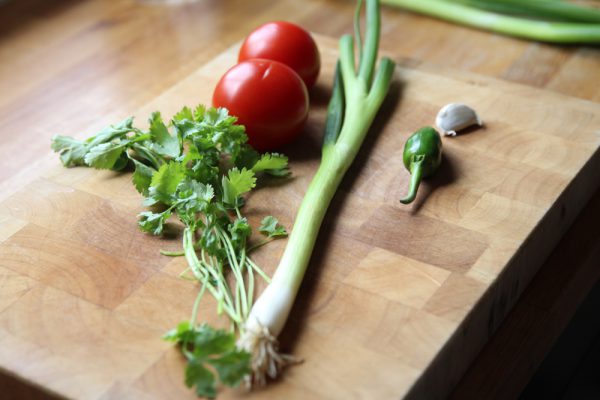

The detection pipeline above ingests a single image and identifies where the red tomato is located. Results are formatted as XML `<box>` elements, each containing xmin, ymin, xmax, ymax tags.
<box><xmin>238</xmin><ymin>21</ymin><xmax>320</xmax><ymax>88</ymax></box>
<box><xmin>212</xmin><ymin>59</ymin><xmax>309</xmax><ymax>152</ymax></box>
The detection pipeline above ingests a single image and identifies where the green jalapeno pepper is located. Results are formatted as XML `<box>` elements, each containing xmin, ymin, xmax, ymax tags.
<box><xmin>400</xmin><ymin>126</ymin><xmax>442</xmax><ymax>204</ymax></box>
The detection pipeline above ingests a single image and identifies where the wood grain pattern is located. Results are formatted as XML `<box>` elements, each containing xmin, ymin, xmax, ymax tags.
<box><xmin>450</xmin><ymin>188</ymin><xmax>600</xmax><ymax>400</ymax></box>
<box><xmin>0</xmin><ymin>32</ymin><xmax>599</xmax><ymax>399</ymax></box>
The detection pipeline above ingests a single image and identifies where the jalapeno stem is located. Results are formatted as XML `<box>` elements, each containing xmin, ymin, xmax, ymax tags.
<box><xmin>400</xmin><ymin>156</ymin><xmax>424</xmax><ymax>204</ymax></box>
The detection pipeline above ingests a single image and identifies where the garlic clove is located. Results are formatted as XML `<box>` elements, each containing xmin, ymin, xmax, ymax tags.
<box><xmin>435</xmin><ymin>103</ymin><xmax>482</xmax><ymax>136</ymax></box>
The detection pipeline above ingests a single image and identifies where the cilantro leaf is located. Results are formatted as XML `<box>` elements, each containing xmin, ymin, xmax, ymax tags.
<box><xmin>175</xmin><ymin>179</ymin><xmax>215</xmax><ymax>225</ymax></box>
<box><xmin>163</xmin><ymin>321</ymin><xmax>192</xmax><ymax>342</ymax></box>
<box><xmin>172</xmin><ymin>118</ymin><xmax>200</xmax><ymax>141</ymax></box>
<box><xmin>87</xmin><ymin>116</ymin><xmax>134</xmax><ymax>146</ymax></box>
<box><xmin>205</xmin><ymin>107</ymin><xmax>234</xmax><ymax>126</ymax></box>
<box><xmin>228</xmin><ymin>218</ymin><xmax>251</xmax><ymax>249</ymax></box>
<box><xmin>84</xmin><ymin>142</ymin><xmax>128</xmax><ymax>170</ymax></box>
<box><xmin>208</xmin><ymin>350</ymin><xmax>251</xmax><ymax>387</ymax></box>
<box><xmin>233</xmin><ymin>145</ymin><xmax>260</xmax><ymax>170</ymax></box>
<box><xmin>131</xmin><ymin>159</ymin><xmax>156</xmax><ymax>196</ymax></box>
<box><xmin>138</xmin><ymin>210</ymin><xmax>172</xmax><ymax>235</ymax></box>
<box><xmin>178</xmin><ymin>179</ymin><xmax>215</xmax><ymax>203</ymax></box>
<box><xmin>191</xmin><ymin>325</ymin><xmax>236</xmax><ymax>358</ymax></box>
<box><xmin>173</xmin><ymin>106</ymin><xmax>193</xmax><ymax>123</ymax></box>
<box><xmin>51</xmin><ymin>135</ymin><xmax>89</xmax><ymax>167</ymax></box>
<box><xmin>165</xmin><ymin>322</ymin><xmax>251</xmax><ymax>398</ymax></box>
<box><xmin>185</xmin><ymin>360</ymin><xmax>216</xmax><ymax>398</ymax></box>
<box><xmin>221</xmin><ymin>168</ymin><xmax>256</xmax><ymax>207</ymax></box>
<box><xmin>148</xmin><ymin>111</ymin><xmax>180</xmax><ymax>158</ymax></box>
<box><xmin>259</xmin><ymin>216</ymin><xmax>288</xmax><ymax>238</ymax></box>
<box><xmin>192</xmin><ymin>104</ymin><xmax>206</xmax><ymax>122</ymax></box>
<box><xmin>148</xmin><ymin>161</ymin><xmax>186</xmax><ymax>205</ymax></box>
<box><xmin>130</xmin><ymin>143</ymin><xmax>164</xmax><ymax>170</ymax></box>
<box><xmin>215</xmin><ymin>125</ymin><xmax>247</xmax><ymax>157</ymax></box>
<box><xmin>112</xmin><ymin>152</ymin><xmax>129</xmax><ymax>171</ymax></box>
<box><xmin>201</xmin><ymin>228</ymin><xmax>222</xmax><ymax>258</ymax></box>
<box><xmin>190</xmin><ymin>107</ymin><xmax>248</xmax><ymax>159</ymax></box>
<box><xmin>182</xmin><ymin>143</ymin><xmax>220</xmax><ymax>184</ymax></box>
<box><xmin>252</xmin><ymin>153</ymin><xmax>290</xmax><ymax>177</ymax></box>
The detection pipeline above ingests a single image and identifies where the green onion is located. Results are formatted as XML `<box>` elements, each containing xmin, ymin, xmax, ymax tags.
<box><xmin>456</xmin><ymin>0</ymin><xmax>600</xmax><ymax>23</ymax></box>
<box><xmin>381</xmin><ymin>0</ymin><xmax>600</xmax><ymax>44</ymax></box>
<box><xmin>238</xmin><ymin>0</ymin><xmax>395</xmax><ymax>384</ymax></box>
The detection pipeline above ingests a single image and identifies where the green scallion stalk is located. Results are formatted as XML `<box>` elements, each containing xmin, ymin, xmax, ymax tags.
<box><xmin>381</xmin><ymin>0</ymin><xmax>600</xmax><ymax>44</ymax></box>
<box><xmin>457</xmin><ymin>0</ymin><xmax>600</xmax><ymax>24</ymax></box>
<box><xmin>238</xmin><ymin>0</ymin><xmax>395</xmax><ymax>384</ymax></box>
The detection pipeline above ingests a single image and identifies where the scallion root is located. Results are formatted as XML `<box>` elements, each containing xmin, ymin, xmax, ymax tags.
<box><xmin>238</xmin><ymin>321</ymin><xmax>300</xmax><ymax>387</ymax></box>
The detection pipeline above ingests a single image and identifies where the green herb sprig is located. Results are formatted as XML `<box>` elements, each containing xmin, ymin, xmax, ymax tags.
<box><xmin>52</xmin><ymin>105</ymin><xmax>289</xmax><ymax>397</ymax></box>
<box><xmin>164</xmin><ymin>322</ymin><xmax>251</xmax><ymax>398</ymax></box>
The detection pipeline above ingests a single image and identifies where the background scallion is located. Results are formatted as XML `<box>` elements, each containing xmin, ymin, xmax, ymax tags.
<box><xmin>381</xmin><ymin>0</ymin><xmax>600</xmax><ymax>44</ymax></box>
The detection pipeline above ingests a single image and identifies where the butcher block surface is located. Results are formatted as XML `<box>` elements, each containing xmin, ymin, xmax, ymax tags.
<box><xmin>1</xmin><ymin>34</ymin><xmax>599</xmax><ymax>400</ymax></box>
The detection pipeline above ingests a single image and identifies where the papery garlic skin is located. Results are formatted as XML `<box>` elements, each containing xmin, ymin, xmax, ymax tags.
<box><xmin>435</xmin><ymin>103</ymin><xmax>482</xmax><ymax>136</ymax></box>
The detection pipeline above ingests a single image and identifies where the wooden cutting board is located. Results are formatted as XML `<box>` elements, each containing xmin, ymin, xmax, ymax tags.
<box><xmin>0</xmin><ymin>34</ymin><xmax>599</xmax><ymax>400</ymax></box>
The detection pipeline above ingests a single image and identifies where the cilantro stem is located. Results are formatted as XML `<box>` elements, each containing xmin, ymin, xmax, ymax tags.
<box><xmin>217</xmin><ymin>229</ymin><xmax>249</xmax><ymax>319</ymax></box>
<box><xmin>200</xmin><ymin>250</ymin><xmax>235</xmax><ymax>319</ymax></box>
<box><xmin>160</xmin><ymin>249</ymin><xmax>185</xmax><ymax>257</ymax></box>
<box><xmin>246</xmin><ymin>262</ymin><xmax>254</xmax><ymax>316</ymax></box>
<box><xmin>184</xmin><ymin>228</ymin><xmax>241</xmax><ymax>324</ymax></box>
<box><xmin>247</xmin><ymin>237</ymin><xmax>275</xmax><ymax>253</ymax></box>
<box><xmin>238</xmin><ymin>247</ymin><xmax>253</xmax><ymax>316</ymax></box>
<box><xmin>246</xmin><ymin>258</ymin><xmax>271</xmax><ymax>284</ymax></box>
<box><xmin>129</xmin><ymin>133</ymin><xmax>152</xmax><ymax>143</ymax></box>
<box><xmin>202</xmin><ymin>253</ymin><xmax>237</xmax><ymax>321</ymax></box>
<box><xmin>131</xmin><ymin>143</ymin><xmax>164</xmax><ymax>169</ymax></box>
<box><xmin>190</xmin><ymin>278</ymin><xmax>208</xmax><ymax>326</ymax></box>
<box><xmin>178</xmin><ymin>269</ymin><xmax>197</xmax><ymax>281</ymax></box>
<box><xmin>215</xmin><ymin>237</ymin><xmax>242</xmax><ymax>319</ymax></box>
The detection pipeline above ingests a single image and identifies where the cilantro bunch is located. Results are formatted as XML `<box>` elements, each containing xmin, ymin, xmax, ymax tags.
<box><xmin>52</xmin><ymin>105</ymin><xmax>289</xmax><ymax>397</ymax></box>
